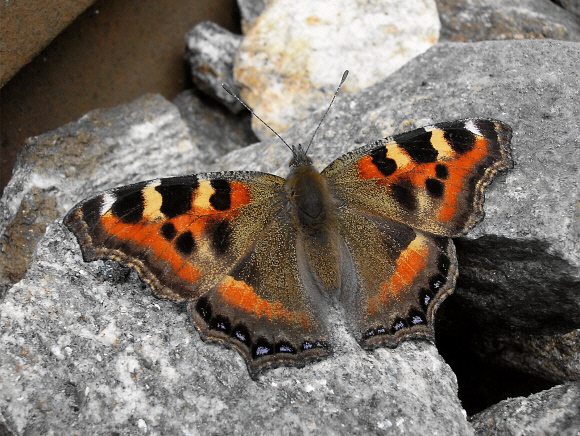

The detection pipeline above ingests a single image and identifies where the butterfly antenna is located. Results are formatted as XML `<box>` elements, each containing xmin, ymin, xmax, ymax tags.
<box><xmin>305</xmin><ymin>70</ymin><xmax>349</xmax><ymax>153</ymax></box>
<box><xmin>222</xmin><ymin>84</ymin><xmax>292</xmax><ymax>152</ymax></box>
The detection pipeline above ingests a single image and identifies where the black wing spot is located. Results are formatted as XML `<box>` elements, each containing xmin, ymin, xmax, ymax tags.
<box><xmin>252</xmin><ymin>338</ymin><xmax>274</xmax><ymax>358</ymax></box>
<box><xmin>437</xmin><ymin>254</ymin><xmax>450</xmax><ymax>276</ymax></box>
<box><xmin>474</xmin><ymin>119</ymin><xmax>498</xmax><ymax>141</ymax></box>
<box><xmin>156</xmin><ymin>176</ymin><xmax>198</xmax><ymax>218</ymax></box>
<box><xmin>435</xmin><ymin>164</ymin><xmax>449</xmax><ymax>180</ymax></box>
<box><xmin>301</xmin><ymin>340</ymin><xmax>328</xmax><ymax>351</ymax></box>
<box><xmin>160</xmin><ymin>222</ymin><xmax>177</xmax><ymax>241</ymax></box>
<box><xmin>390</xmin><ymin>318</ymin><xmax>408</xmax><ymax>334</ymax></box>
<box><xmin>210</xmin><ymin>315</ymin><xmax>232</xmax><ymax>334</ymax></box>
<box><xmin>407</xmin><ymin>308</ymin><xmax>427</xmax><ymax>326</ymax></box>
<box><xmin>363</xmin><ymin>328</ymin><xmax>377</xmax><ymax>339</ymax></box>
<box><xmin>231</xmin><ymin>325</ymin><xmax>251</xmax><ymax>348</ymax></box>
<box><xmin>81</xmin><ymin>197</ymin><xmax>104</xmax><ymax>229</ymax></box>
<box><xmin>397</xmin><ymin>129</ymin><xmax>438</xmax><ymax>163</ymax></box>
<box><xmin>175</xmin><ymin>231</ymin><xmax>196</xmax><ymax>256</ymax></box>
<box><xmin>209</xmin><ymin>179</ymin><xmax>231</xmax><ymax>211</ymax></box>
<box><xmin>275</xmin><ymin>341</ymin><xmax>297</xmax><ymax>354</ymax></box>
<box><xmin>425</xmin><ymin>178</ymin><xmax>445</xmax><ymax>199</ymax></box>
<box><xmin>210</xmin><ymin>219</ymin><xmax>232</xmax><ymax>255</ymax></box>
<box><xmin>111</xmin><ymin>184</ymin><xmax>146</xmax><ymax>223</ymax></box>
<box><xmin>444</xmin><ymin>127</ymin><xmax>476</xmax><ymax>154</ymax></box>
<box><xmin>392</xmin><ymin>182</ymin><xmax>417</xmax><ymax>212</ymax></box>
<box><xmin>195</xmin><ymin>297</ymin><xmax>212</xmax><ymax>323</ymax></box>
<box><xmin>370</xmin><ymin>147</ymin><xmax>397</xmax><ymax>177</ymax></box>
<box><xmin>429</xmin><ymin>274</ymin><xmax>447</xmax><ymax>293</ymax></box>
<box><xmin>419</xmin><ymin>288</ymin><xmax>435</xmax><ymax>312</ymax></box>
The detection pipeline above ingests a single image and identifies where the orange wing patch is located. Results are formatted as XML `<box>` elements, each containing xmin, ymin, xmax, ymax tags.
<box><xmin>216</xmin><ymin>276</ymin><xmax>310</xmax><ymax>329</ymax></box>
<box><xmin>367</xmin><ymin>234</ymin><xmax>429</xmax><ymax>313</ymax></box>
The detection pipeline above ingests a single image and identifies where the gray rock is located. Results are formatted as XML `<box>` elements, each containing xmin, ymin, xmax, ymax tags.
<box><xmin>184</xmin><ymin>21</ymin><xmax>244</xmax><ymax>113</ymax></box>
<box><xmin>172</xmin><ymin>88</ymin><xmax>257</xmax><ymax>164</ymax></box>
<box><xmin>236</xmin><ymin>0</ymin><xmax>266</xmax><ymax>33</ymax></box>
<box><xmin>0</xmin><ymin>221</ymin><xmax>472</xmax><ymax>433</ymax></box>
<box><xmin>1</xmin><ymin>36</ymin><xmax>579</xmax><ymax>433</ymax></box>
<box><xmin>436</xmin><ymin>0</ymin><xmax>580</xmax><ymax>41</ymax></box>
<box><xmin>558</xmin><ymin>0</ymin><xmax>580</xmax><ymax>18</ymax></box>
<box><xmin>470</xmin><ymin>382</ymin><xmax>580</xmax><ymax>435</ymax></box>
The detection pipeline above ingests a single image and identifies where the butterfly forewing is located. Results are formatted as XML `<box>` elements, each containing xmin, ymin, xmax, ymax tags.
<box><xmin>322</xmin><ymin>118</ymin><xmax>512</xmax><ymax>237</ymax></box>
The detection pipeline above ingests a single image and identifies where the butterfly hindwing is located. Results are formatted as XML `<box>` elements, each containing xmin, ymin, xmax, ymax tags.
<box><xmin>336</xmin><ymin>208</ymin><xmax>457</xmax><ymax>347</ymax></box>
<box><xmin>191</xmin><ymin>216</ymin><xmax>330</xmax><ymax>374</ymax></box>
<box><xmin>64</xmin><ymin>171</ymin><xmax>330</xmax><ymax>375</ymax></box>
<box><xmin>322</xmin><ymin>118</ymin><xmax>512</xmax><ymax>237</ymax></box>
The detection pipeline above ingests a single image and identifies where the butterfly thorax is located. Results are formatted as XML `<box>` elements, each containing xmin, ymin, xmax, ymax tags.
<box><xmin>285</xmin><ymin>155</ymin><xmax>334</xmax><ymax>231</ymax></box>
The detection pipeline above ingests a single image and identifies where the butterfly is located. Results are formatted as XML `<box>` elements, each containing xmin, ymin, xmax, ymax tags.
<box><xmin>64</xmin><ymin>77</ymin><xmax>512</xmax><ymax>376</ymax></box>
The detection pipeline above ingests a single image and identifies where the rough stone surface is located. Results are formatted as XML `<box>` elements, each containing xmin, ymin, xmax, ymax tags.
<box><xmin>559</xmin><ymin>0</ymin><xmax>580</xmax><ymax>18</ymax></box>
<box><xmin>234</xmin><ymin>0</ymin><xmax>440</xmax><ymax>139</ymax></box>
<box><xmin>1</xmin><ymin>33</ymin><xmax>579</xmax><ymax>436</ymax></box>
<box><xmin>185</xmin><ymin>21</ymin><xmax>245</xmax><ymax>113</ymax></box>
<box><xmin>473</xmin><ymin>330</ymin><xmax>580</xmax><ymax>383</ymax></box>
<box><xmin>470</xmin><ymin>382</ymin><xmax>580</xmax><ymax>435</ymax></box>
<box><xmin>237</xmin><ymin>0</ymin><xmax>267</xmax><ymax>33</ymax></box>
<box><xmin>436</xmin><ymin>0</ymin><xmax>580</xmax><ymax>42</ymax></box>
<box><xmin>172</xmin><ymin>88</ymin><xmax>258</xmax><ymax>163</ymax></box>
<box><xmin>0</xmin><ymin>188</ymin><xmax>60</xmax><ymax>290</ymax></box>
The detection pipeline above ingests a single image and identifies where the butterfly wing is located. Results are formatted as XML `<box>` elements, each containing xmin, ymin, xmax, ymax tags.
<box><xmin>322</xmin><ymin>119</ymin><xmax>512</xmax><ymax>346</ymax></box>
<box><xmin>64</xmin><ymin>172</ymin><xmax>330</xmax><ymax>375</ymax></box>
<box><xmin>323</xmin><ymin>119</ymin><xmax>512</xmax><ymax>236</ymax></box>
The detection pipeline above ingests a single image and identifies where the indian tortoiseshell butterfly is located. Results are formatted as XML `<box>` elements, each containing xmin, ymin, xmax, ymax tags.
<box><xmin>64</xmin><ymin>71</ymin><xmax>512</xmax><ymax>376</ymax></box>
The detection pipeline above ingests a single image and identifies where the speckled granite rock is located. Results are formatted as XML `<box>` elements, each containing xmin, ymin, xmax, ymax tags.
<box><xmin>234</xmin><ymin>0</ymin><xmax>440</xmax><ymax>139</ymax></box>
<box><xmin>1</xmin><ymin>27</ymin><xmax>579</xmax><ymax>436</ymax></box>
<box><xmin>1</xmin><ymin>220</ymin><xmax>472</xmax><ymax>433</ymax></box>
<box><xmin>470</xmin><ymin>382</ymin><xmax>580</xmax><ymax>435</ymax></box>
<box><xmin>436</xmin><ymin>0</ymin><xmax>580</xmax><ymax>42</ymax></box>
<box><xmin>172</xmin><ymin>88</ymin><xmax>257</xmax><ymax>163</ymax></box>
<box><xmin>185</xmin><ymin>21</ymin><xmax>245</xmax><ymax>113</ymax></box>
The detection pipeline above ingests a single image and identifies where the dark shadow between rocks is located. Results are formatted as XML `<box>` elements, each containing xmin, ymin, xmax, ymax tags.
<box><xmin>436</xmin><ymin>321</ymin><xmax>557</xmax><ymax>416</ymax></box>
<box><xmin>435</xmin><ymin>235</ymin><xmax>579</xmax><ymax>415</ymax></box>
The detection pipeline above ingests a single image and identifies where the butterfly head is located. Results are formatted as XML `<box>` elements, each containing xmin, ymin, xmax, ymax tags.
<box><xmin>289</xmin><ymin>144</ymin><xmax>313</xmax><ymax>168</ymax></box>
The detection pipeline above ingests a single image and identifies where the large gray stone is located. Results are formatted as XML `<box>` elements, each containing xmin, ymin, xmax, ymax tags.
<box><xmin>1</xmin><ymin>220</ymin><xmax>471</xmax><ymax>434</ymax></box>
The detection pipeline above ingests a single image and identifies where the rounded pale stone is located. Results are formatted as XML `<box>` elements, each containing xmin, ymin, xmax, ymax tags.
<box><xmin>234</xmin><ymin>0</ymin><xmax>440</xmax><ymax>139</ymax></box>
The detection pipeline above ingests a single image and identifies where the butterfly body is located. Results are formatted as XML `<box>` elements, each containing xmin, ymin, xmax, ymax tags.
<box><xmin>64</xmin><ymin>118</ymin><xmax>512</xmax><ymax>376</ymax></box>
